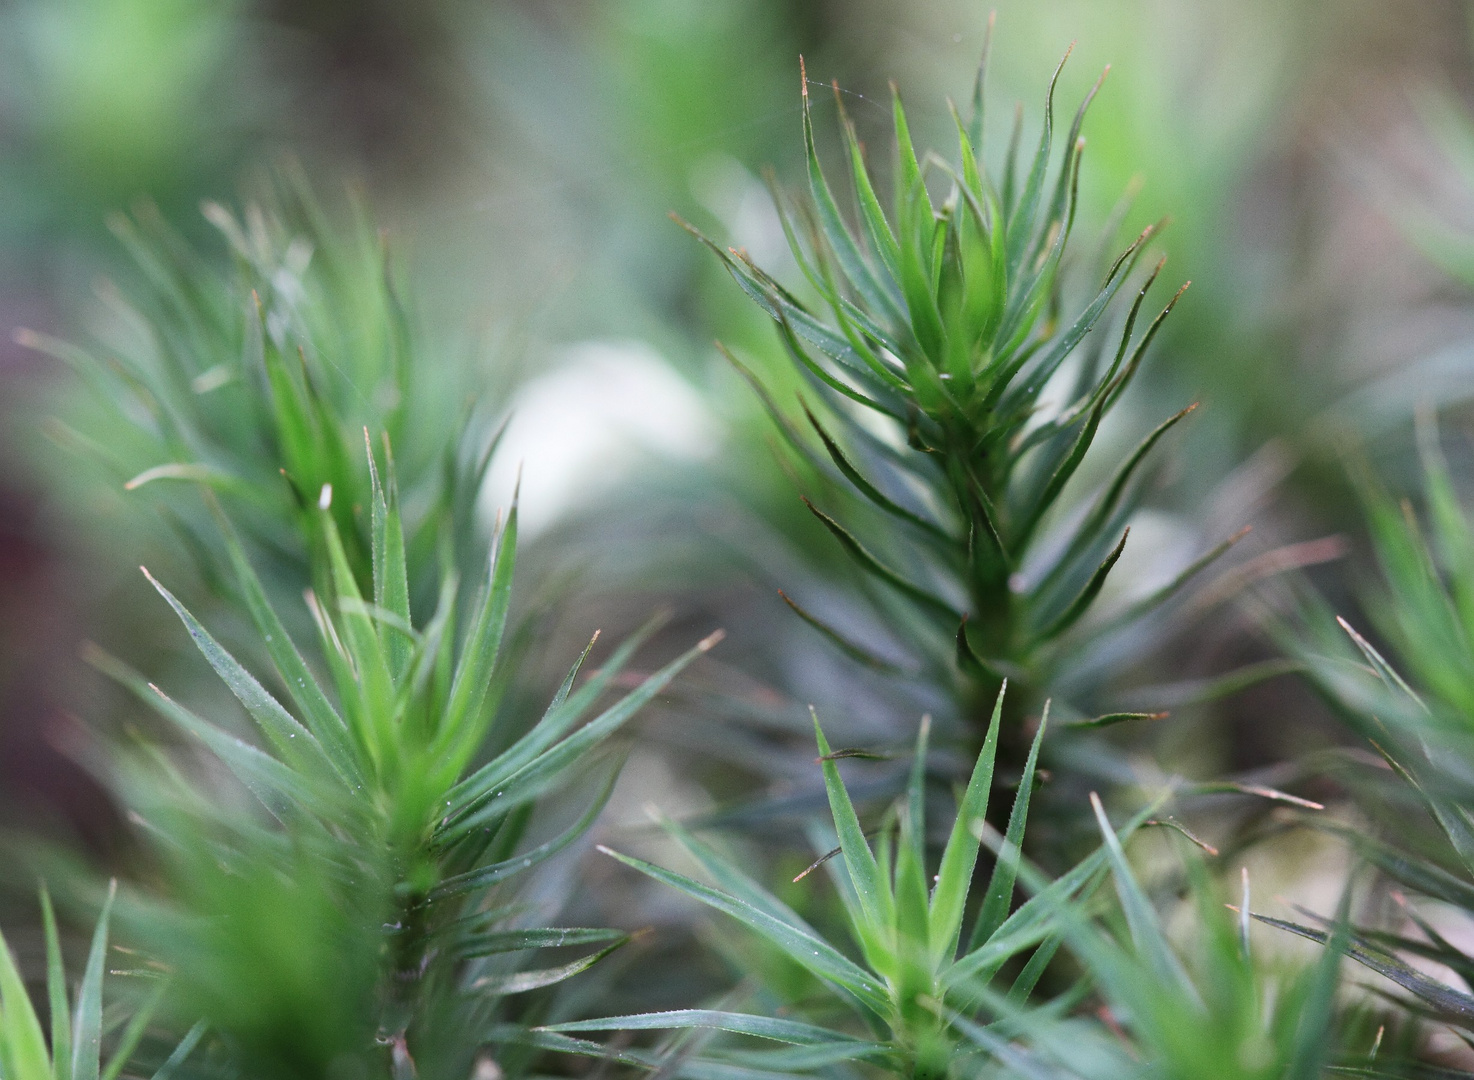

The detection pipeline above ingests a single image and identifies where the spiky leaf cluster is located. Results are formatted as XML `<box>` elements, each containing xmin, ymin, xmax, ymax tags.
<box><xmin>0</xmin><ymin>885</ymin><xmax>205</xmax><ymax>1080</ymax></box>
<box><xmin>690</xmin><ymin>46</ymin><xmax>1205</xmax><ymax>729</ymax></box>
<box><xmin>534</xmin><ymin>688</ymin><xmax>1077</xmax><ymax>1077</ymax></box>
<box><xmin>26</xmin><ymin>172</ymin><xmax>501</xmax><ymax>604</ymax></box>
<box><xmin>949</xmin><ymin>802</ymin><xmax>1368</xmax><ymax>1080</ymax></box>
<box><xmin>13</xmin><ymin>180</ymin><xmax>722</xmax><ymax>1078</ymax></box>
<box><xmin>82</xmin><ymin>448</ymin><xmax>718</xmax><ymax>1078</ymax></box>
<box><xmin>533</xmin><ymin>696</ymin><xmax>1370</xmax><ymax>1078</ymax></box>
<box><xmin>1284</xmin><ymin>418</ymin><xmax>1474</xmax><ymax>1035</ymax></box>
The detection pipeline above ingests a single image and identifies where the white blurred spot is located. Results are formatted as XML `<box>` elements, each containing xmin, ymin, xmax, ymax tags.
<box><xmin>484</xmin><ymin>341</ymin><xmax>720</xmax><ymax>537</ymax></box>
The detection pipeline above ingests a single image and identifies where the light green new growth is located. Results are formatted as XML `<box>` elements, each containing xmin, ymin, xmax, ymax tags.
<box><xmin>87</xmin><ymin>460</ymin><xmax>720</xmax><ymax>1076</ymax></box>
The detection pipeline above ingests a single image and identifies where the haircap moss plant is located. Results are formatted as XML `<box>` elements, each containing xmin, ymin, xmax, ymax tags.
<box><xmin>530</xmin><ymin>686</ymin><xmax>1077</xmax><ymax>1079</ymax></box>
<box><xmin>531</xmin><ymin>686</ymin><xmax>1279</xmax><ymax>1079</ymax></box>
<box><xmin>950</xmin><ymin>801</ymin><xmax>1389</xmax><ymax>1079</ymax></box>
<box><xmin>11</xmin><ymin>181</ymin><xmax>725</xmax><ymax>1078</ymax></box>
<box><xmin>535</xmin><ymin>694</ymin><xmax>1377</xmax><ymax>1079</ymax></box>
<box><xmin>22</xmin><ymin>168</ymin><xmax>504</xmax><ymax>609</ymax></box>
<box><xmin>75</xmin><ymin>441</ymin><xmax>722</xmax><ymax>1079</ymax></box>
<box><xmin>1284</xmin><ymin>82</ymin><xmax>1474</xmax><ymax>1039</ymax></box>
<box><xmin>1276</xmin><ymin>415</ymin><xmax>1474</xmax><ymax>1039</ymax></box>
<box><xmin>681</xmin><ymin>36</ymin><xmax>1241</xmax><ymax>743</ymax></box>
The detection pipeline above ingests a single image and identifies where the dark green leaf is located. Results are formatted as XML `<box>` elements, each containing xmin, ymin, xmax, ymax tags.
<box><xmin>1033</xmin><ymin>528</ymin><xmax>1130</xmax><ymax>642</ymax></box>
<box><xmin>802</xmin><ymin>497</ymin><xmax>960</xmax><ymax>624</ymax></box>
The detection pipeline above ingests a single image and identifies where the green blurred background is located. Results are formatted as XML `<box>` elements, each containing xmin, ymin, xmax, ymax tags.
<box><xmin>4</xmin><ymin>0</ymin><xmax>1474</xmax><ymax>889</ymax></box>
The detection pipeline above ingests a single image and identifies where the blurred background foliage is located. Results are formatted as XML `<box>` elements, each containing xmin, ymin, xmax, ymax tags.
<box><xmin>9</xmin><ymin>0</ymin><xmax>1474</xmax><ymax>1068</ymax></box>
